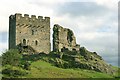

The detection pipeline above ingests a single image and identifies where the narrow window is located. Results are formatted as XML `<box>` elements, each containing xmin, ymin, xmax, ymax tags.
<box><xmin>35</xmin><ymin>40</ymin><xmax>38</xmax><ymax>46</ymax></box>
<box><xmin>23</xmin><ymin>39</ymin><xmax>26</xmax><ymax>45</ymax></box>
<box><xmin>27</xmin><ymin>40</ymin><xmax>29</xmax><ymax>45</ymax></box>
<box><xmin>32</xmin><ymin>30</ymin><xmax>34</xmax><ymax>35</ymax></box>
<box><xmin>36</xmin><ymin>30</ymin><xmax>37</xmax><ymax>35</ymax></box>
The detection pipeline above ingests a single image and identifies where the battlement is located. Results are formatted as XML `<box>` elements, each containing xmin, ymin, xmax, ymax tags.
<box><xmin>12</xmin><ymin>13</ymin><xmax>50</xmax><ymax>22</ymax></box>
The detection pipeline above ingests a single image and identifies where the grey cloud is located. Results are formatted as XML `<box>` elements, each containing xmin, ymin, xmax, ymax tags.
<box><xmin>55</xmin><ymin>2</ymin><xmax>112</xmax><ymax>17</ymax></box>
<box><xmin>103</xmin><ymin>56</ymin><xmax>118</xmax><ymax>66</ymax></box>
<box><xmin>0</xmin><ymin>31</ymin><xmax>8</xmax><ymax>43</ymax></box>
<box><xmin>77</xmin><ymin>33</ymin><xmax>118</xmax><ymax>66</ymax></box>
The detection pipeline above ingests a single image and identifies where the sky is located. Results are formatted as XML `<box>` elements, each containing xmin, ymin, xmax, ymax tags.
<box><xmin>0</xmin><ymin>0</ymin><xmax>119</xmax><ymax>67</ymax></box>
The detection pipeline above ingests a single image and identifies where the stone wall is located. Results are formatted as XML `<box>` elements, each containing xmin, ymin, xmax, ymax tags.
<box><xmin>53</xmin><ymin>24</ymin><xmax>80</xmax><ymax>52</ymax></box>
<box><xmin>9</xmin><ymin>15</ymin><xmax>16</xmax><ymax>49</ymax></box>
<box><xmin>9</xmin><ymin>13</ymin><xmax>51</xmax><ymax>54</ymax></box>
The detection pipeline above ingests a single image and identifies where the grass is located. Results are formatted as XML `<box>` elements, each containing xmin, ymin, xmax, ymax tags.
<box><xmin>112</xmin><ymin>66</ymin><xmax>120</xmax><ymax>77</ymax></box>
<box><xmin>0</xmin><ymin>64</ymin><xmax>2</xmax><ymax>79</ymax></box>
<box><xmin>24</xmin><ymin>60</ymin><xmax>114</xmax><ymax>78</ymax></box>
<box><xmin>2</xmin><ymin>60</ymin><xmax>119</xmax><ymax>78</ymax></box>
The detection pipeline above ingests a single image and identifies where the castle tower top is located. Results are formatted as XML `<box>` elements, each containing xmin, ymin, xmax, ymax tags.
<box><xmin>9</xmin><ymin>13</ymin><xmax>50</xmax><ymax>22</ymax></box>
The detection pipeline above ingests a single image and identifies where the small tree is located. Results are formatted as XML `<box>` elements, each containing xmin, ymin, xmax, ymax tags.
<box><xmin>2</xmin><ymin>49</ymin><xmax>22</xmax><ymax>66</ymax></box>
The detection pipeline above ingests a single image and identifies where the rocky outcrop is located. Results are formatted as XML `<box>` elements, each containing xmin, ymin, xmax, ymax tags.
<box><xmin>51</xmin><ymin>48</ymin><xmax>115</xmax><ymax>74</ymax></box>
<box><xmin>80</xmin><ymin>47</ymin><xmax>102</xmax><ymax>60</ymax></box>
<box><xmin>79</xmin><ymin>47</ymin><xmax>115</xmax><ymax>74</ymax></box>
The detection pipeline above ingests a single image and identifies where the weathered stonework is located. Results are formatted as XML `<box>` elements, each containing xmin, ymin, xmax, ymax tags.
<box><xmin>53</xmin><ymin>24</ymin><xmax>80</xmax><ymax>52</ymax></box>
<box><xmin>9</xmin><ymin>13</ymin><xmax>51</xmax><ymax>54</ymax></box>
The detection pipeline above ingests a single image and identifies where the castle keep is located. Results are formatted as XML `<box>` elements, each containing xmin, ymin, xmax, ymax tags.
<box><xmin>9</xmin><ymin>13</ymin><xmax>51</xmax><ymax>54</ymax></box>
<box><xmin>53</xmin><ymin>24</ymin><xmax>80</xmax><ymax>52</ymax></box>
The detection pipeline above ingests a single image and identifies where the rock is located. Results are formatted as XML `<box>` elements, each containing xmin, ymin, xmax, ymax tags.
<box><xmin>74</xmin><ymin>58</ymin><xmax>80</xmax><ymax>63</ymax></box>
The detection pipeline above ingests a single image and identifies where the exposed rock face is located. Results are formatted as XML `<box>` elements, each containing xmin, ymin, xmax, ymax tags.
<box><xmin>53</xmin><ymin>24</ymin><xmax>80</xmax><ymax>52</ymax></box>
<box><xmin>51</xmin><ymin>48</ymin><xmax>115</xmax><ymax>74</ymax></box>
<box><xmin>79</xmin><ymin>47</ymin><xmax>115</xmax><ymax>74</ymax></box>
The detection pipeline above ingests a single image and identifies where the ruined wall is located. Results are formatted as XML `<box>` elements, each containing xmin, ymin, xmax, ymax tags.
<box><xmin>9</xmin><ymin>13</ymin><xmax>51</xmax><ymax>54</ymax></box>
<box><xmin>53</xmin><ymin>24</ymin><xmax>80</xmax><ymax>52</ymax></box>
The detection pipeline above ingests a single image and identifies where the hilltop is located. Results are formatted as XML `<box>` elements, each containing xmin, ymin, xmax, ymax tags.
<box><xmin>1</xmin><ymin>49</ymin><xmax>119</xmax><ymax>78</ymax></box>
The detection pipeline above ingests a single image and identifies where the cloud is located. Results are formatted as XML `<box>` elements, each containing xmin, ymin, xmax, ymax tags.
<box><xmin>77</xmin><ymin>32</ymin><xmax>118</xmax><ymax>66</ymax></box>
<box><xmin>94</xmin><ymin>0</ymin><xmax>118</xmax><ymax>10</ymax></box>
<box><xmin>103</xmin><ymin>56</ymin><xmax>118</xmax><ymax>66</ymax></box>
<box><xmin>55</xmin><ymin>2</ymin><xmax>114</xmax><ymax>18</ymax></box>
<box><xmin>0</xmin><ymin>31</ymin><xmax>8</xmax><ymax>43</ymax></box>
<box><xmin>0</xmin><ymin>42</ymin><xmax>8</xmax><ymax>55</ymax></box>
<box><xmin>0</xmin><ymin>31</ymin><xmax>8</xmax><ymax>55</ymax></box>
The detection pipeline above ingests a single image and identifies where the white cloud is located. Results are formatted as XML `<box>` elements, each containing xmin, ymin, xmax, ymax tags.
<box><xmin>94</xmin><ymin>0</ymin><xmax>118</xmax><ymax>10</ymax></box>
<box><xmin>0</xmin><ymin>42</ymin><xmax>8</xmax><ymax>55</ymax></box>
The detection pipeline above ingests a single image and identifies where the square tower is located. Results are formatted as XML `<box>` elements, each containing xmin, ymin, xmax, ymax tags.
<box><xmin>9</xmin><ymin>13</ymin><xmax>51</xmax><ymax>54</ymax></box>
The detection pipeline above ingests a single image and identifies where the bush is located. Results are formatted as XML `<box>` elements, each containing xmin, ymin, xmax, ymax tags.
<box><xmin>2</xmin><ymin>65</ymin><xmax>28</xmax><ymax>77</ymax></box>
<box><xmin>21</xmin><ymin>61</ymin><xmax>31</xmax><ymax>70</ymax></box>
<box><xmin>2</xmin><ymin>49</ymin><xmax>22</xmax><ymax>66</ymax></box>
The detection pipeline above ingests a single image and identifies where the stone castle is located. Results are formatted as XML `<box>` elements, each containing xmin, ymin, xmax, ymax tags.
<box><xmin>9</xmin><ymin>13</ymin><xmax>80</xmax><ymax>54</ymax></box>
<box><xmin>9</xmin><ymin>13</ymin><xmax>115</xmax><ymax>74</ymax></box>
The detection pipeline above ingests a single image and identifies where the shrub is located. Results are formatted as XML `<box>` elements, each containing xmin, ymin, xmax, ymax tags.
<box><xmin>2</xmin><ymin>65</ymin><xmax>28</xmax><ymax>77</ymax></box>
<box><xmin>2</xmin><ymin>49</ymin><xmax>22</xmax><ymax>66</ymax></box>
<box><xmin>22</xmin><ymin>61</ymin><xmax>31</xmax><ymax>70</ymax></box>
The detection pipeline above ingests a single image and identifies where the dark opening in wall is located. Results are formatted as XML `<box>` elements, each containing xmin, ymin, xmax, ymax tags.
<box><xmin>23</xmin><ymin>39</ymin><xmax>26</xmax><ymax>45</ymax></box>
<box><xmin>32</xmin><ymin>30</ymin><xmax>34</xmax><ymax>35</ymax></box>
<box><xmin>61</xmin><ymin>47</ymin><xmax>68</xmax><ymax>52</ymax></box>
<box><xmin>27</xmin><ymin>40</ymin><xmax>29</xmax><ymax>44</ymax></box>
<box><xmin>72</xmin><ymin>48</ymin><xmax>76</xmax><ymax>51</ymax></box>
<box><xmin>67</xmin><ymin>30</ymin><xmax>73</xmax><ymax>44</ymax></box>
<box><xmin>35</xmin><ymin>40</ymin><xmax>38</xmax><ymax>46</ymax></box>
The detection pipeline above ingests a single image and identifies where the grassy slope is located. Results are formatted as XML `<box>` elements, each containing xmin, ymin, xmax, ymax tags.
<box><xmin>0</xmin><ymin>65</ymin><xmax>2</xmax><ymax>79</ymax></box>
<box><xmin>112</xmin><ymin>66</ymin><xmax>119</xmax><ymax>77</ymax></box>
<box><xmin>24</xmin><ymin>60</ymin><xmax>114</xmax><ymax>78</ymax></box>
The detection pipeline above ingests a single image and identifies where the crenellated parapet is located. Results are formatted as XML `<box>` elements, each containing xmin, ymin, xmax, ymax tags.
<box><xmin>14</xmin><ymin>13</ymin><xmax>50</xmax><ymax>21</ymax></box>
<box><xmin>9</xmin><ymin>13</ymin><xmax>50</xmax><ymax>28</ymax></box>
